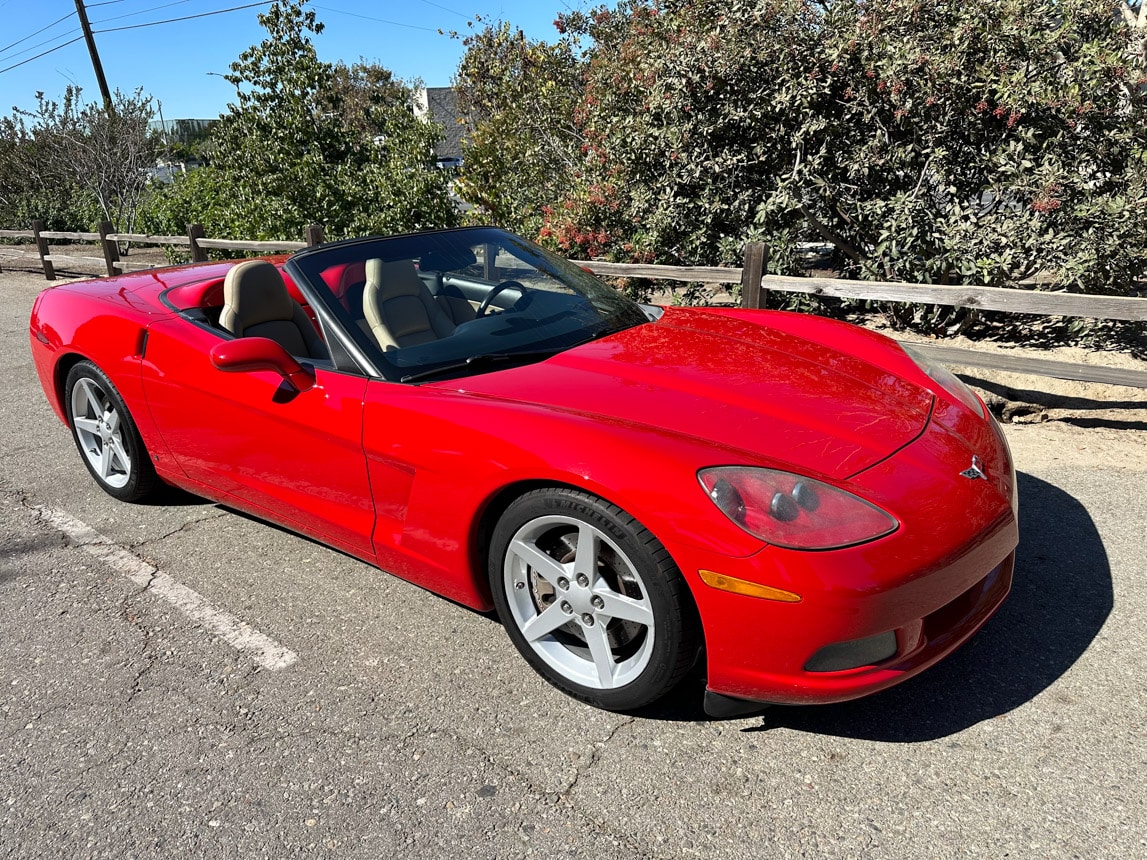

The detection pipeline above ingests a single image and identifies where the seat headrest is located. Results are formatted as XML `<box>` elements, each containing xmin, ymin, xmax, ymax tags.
<box><xmin>365</xmin><ymin>258</ymin><xmax>424</xmax><ymax>299</ymax></box>
<box><xmin>223</xmin><ymin>260</ymin><xmax>294</xmax><ymax>326</ymax></box>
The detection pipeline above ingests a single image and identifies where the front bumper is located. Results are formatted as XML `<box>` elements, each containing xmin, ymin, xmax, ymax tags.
<box><xmin>680</xmin><ymin>407</ymin><xmax>1019</xmax><ymax>708</ymax></box>
<box><xmin>683</xmin><ymin>526</ymin><xmax>1015</xmax><ymax>707</ymax></box>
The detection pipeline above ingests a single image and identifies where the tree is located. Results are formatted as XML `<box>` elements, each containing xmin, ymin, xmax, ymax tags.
<box><xmin>0</xmin><ymin>87</ymin><xmax>156</xmax><ymax>233</ymax></box>
<box><xmin>156</xmin><ymin>118</ymin><xmax>217</xmax><ymax>165</ymax></box>
<box><xmin>780</xmin><ymin>0</ymin><xmax>1147</xmax><ymax>296</ymax></box>
<box><xmin>1121</xmin><ymin>1</ymin><xmax>1146</xmax><ymax>68</ymax></box>
<box><xmin>541</xmin><ymin>2</ymin><xmax>820</xmax><ymax>270</ymax></box>
<box><xmin>536</xmin><ymin>0</ymin><xmax>1147</xmax><ymax>299</ymax></box>
<box><xmin>149</xmin><ymin>0</ymin><xmax>456</xmax><ymax>241</ymax></box>
<box><xmin>453</xmin><ymin>19</ymin><xmax>585</xmax><ymax>235</ymax></box>
<box><xmin>0</xmin><ymin>99</ymin><xmax>89</xmax><ymax>230</ymax></box>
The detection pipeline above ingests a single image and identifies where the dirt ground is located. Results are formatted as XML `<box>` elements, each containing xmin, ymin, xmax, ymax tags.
<box><xmin>5</xmin><ymin>252</ymin><xmax>1145</xmax><ymax>471</ymax></box>
<box><xmin>896</xmin><ymin>333</ymin><xmax>1147</xmax><ymax>470</ymax></box>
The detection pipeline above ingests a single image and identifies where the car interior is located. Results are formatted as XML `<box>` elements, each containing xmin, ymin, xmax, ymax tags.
<box><xmin>161</xmin><ymin>247</ymin><xmax>525</xmax><ymax>365</ymax></box>
<box><xmin>217</xmin><ymin>260</ymin><xmax>329</xmax><ymax>360</ymax></box>
<box><xmin>160</xmin><ymin>229</ymin><xmax>645</xmax><ymax>383</ymax></box>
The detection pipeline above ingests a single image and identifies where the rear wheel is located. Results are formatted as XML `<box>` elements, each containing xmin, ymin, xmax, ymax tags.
<box><xmin>489</xmin><ymin>488</ymin><xmax>699</xmax><ymax>711</ymax></box>
<box><xmin>65</xmin><ymin>361</ymin><xmax>158</xmax><ymax>502</ymax></box>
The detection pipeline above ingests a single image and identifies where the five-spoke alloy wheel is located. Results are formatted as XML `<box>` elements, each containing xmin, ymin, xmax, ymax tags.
<box><xmin>489</xmin><ymin>488</ymin><xmax>699</xmax><ymax>711</ymax></box>
<box><xmin>66</xmin><ymin>361</ymin><xmax>157</xmax><ymax>502</ymax></box>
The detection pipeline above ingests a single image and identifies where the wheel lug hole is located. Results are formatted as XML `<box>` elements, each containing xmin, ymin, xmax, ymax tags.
<box><xmin>581</xmin><ymin>613</ymin><xmax>595</xmax><ymax>626</ymax></box>
<box><xmin>576</xmin><ymin>574</ymin><xmax>589</xmax><ymax>588</ymax></box>
<box><xmin>560</xmin><ymin>601</ymin><xmax>573</xmax><ymax>614</ymax></box>
<box><xmin>591</xmin><ymin>595</ymin><xmax>604</xmax><ymax>609</ymax></box>
<box><xmin>556</xmin><ymin>577</ymin><xmax>570</xmax><ymax>591</ymax></box>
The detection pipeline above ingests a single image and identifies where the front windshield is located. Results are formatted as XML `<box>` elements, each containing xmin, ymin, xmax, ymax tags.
<box><xmin>287</xmin><ymin>227</ymin><xmax>648</xmax><ymax>382</ymax></box>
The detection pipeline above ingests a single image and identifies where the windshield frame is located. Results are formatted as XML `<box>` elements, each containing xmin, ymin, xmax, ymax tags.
<box><xmin>285</xmin><ymin>226</ymin><xmax>649</xmax><ymax>384</ymax></box>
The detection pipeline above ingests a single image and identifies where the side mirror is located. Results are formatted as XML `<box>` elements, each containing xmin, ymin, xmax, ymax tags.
<box><xmin>209</xmin><ymin>337</ymin><xmax>315</xmax><ymax>393</ymax></box>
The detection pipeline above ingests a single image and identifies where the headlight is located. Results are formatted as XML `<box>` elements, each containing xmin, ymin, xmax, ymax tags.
<box><xmin>901</xmin><ymin>344</ymin><xmax>985</xmax><ymax>416</ymax></box>
<box><xmin>699</xmin><ymin>467</ymin><xmax>898</xmax><ymax>550</ymax></box>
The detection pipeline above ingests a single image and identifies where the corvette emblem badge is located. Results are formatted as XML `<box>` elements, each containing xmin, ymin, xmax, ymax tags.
<box><xmin>960</xmin><ymin>456</ymin><xmax>987</xmax><ymax>481</ymax></box>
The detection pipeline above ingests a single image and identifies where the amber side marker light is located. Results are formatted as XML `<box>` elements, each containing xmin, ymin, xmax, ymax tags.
<box><xmin>699</xmin><ymin>570</ymin><xmax>802</xmax><ymax>603</ymax></box>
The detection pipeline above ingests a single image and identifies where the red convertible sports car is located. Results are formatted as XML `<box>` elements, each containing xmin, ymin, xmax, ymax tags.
<box><xmin>29</xmin><ymin>226</ymin><xmax>1018</xmax><ymax>716</ymax></box>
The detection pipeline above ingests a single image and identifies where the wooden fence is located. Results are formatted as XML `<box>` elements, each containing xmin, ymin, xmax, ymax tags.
<box><xmin>574</xmin><ymin>244</ymin><xmax>1147</xmax><ymax>390</ymax></box>
<box><xmin>3</xmin><ymin>225</ymin><xmax>1145</xmax><ymax>388</ymax></box>
<box><xmin>0</xmin><ymin>221</ymin><xmax>326</xmax><ymax>280</ymax></box>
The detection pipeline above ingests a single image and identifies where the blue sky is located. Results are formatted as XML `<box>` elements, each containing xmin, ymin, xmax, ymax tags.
<box><xmin>0</xmin><ymin>0</ymin><xmax>587</xmax><ymax>119</ymax></box>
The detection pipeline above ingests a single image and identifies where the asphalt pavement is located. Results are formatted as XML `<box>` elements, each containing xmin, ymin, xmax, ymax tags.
<box><xmin>1</xmin><ymin>269</ymin><xmax>1144</xmax><ymax>859</ymax></box>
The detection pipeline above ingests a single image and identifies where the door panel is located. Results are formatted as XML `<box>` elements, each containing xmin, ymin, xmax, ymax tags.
<box><xmin>141</xmin><ymin>319</ymin><xmax>375</xmax><ymax>556</ymax></box>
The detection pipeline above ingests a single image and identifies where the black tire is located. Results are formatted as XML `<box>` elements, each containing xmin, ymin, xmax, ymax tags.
<box><xmin>65</xmin><ymin>361</ymin><xmax>159</xmax><ymax>502</ymax></box>
<box><xmin>489</xmin><ymin>488</ymin><xmax>700</xmax><ymax>711</ymax></box>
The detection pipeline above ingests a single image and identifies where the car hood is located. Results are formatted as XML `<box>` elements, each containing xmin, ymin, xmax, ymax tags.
<box><xmin>448</xmin><ymin>307</ymin><xmax>935</xmax><ymax>479</ymax></box>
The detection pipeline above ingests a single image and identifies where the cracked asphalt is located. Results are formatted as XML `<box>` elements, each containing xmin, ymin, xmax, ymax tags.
<box><xmin>2</xmin><ymin>269</ymin><xmax>1145</xmax><ymax>859</ymax></box>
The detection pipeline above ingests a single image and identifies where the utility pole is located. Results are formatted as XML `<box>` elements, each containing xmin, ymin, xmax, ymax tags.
<box><xmin>74</xmin><ymin>0</ymin><xmax>115</xmax><ymax>116</ymax></box>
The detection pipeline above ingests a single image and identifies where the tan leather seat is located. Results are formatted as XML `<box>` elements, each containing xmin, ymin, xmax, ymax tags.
<box><xmin>363</xmin><ymin>258</ymin><xmax>456</xmax><ymax>350</ymax></box>
<box><xmin>419</xmin><ymin>248</ymin><xmax>479</xmax><ymax>324</ymax></box>
<box><xmin>219</xmin><ymin>260</ymin><xmax>328</xmax><ymax>359</ymax></box>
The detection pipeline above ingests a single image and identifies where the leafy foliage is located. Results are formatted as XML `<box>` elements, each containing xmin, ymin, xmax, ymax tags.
<box><xmin>543</xmin><ymin>2</ymin><xmax>821</xmax><ymax>271</ymax></box>
<box><xmin>458</xmin><ymin>0</ymin><xmax>1147</xmax><ymax>299</ymax></box>
<box><xmin>453</xmin><ymin>19</ymin><xmax>585</xmax><ymax>235</ymax></box>
<box><xmin>157</xmin><ymin>118</ymin><xmax>217</xmax><ymax>165</ymax></box>
<box><xmin>146</xmin><ymin>0</ymin><xmax>456</xmax><ymax>242</ymax></box>
<box><xmin>783</xmin><ymin>0</ymin><xmax>1147</xmax><ymax>295</ymax></box>
<box><xmin>0</xmin><ymin>87</ymin><xmax>156</xmax><ymax>232</ymax></box>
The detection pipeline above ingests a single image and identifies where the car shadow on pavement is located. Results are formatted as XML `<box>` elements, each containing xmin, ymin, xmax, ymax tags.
<box><xmin>965</xmin><ymin>376</ymin><xmax>1147</xmax><ymax>412</ymax></box>
<box><xmin>139</xmin><ymin>485</ymin><xmax>217</xmax><ymax>507</ymax></box>
<box><xmin>732</xmin><ymin>471</ymin><xmax>1113</xmax><ymax>740</ymax></box>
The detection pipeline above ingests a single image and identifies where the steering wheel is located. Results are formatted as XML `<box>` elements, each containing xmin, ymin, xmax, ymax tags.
<box><xmin>476</xmin><ymin>280</ymin><xmax>528</xmax><ymax>317</ymax></box>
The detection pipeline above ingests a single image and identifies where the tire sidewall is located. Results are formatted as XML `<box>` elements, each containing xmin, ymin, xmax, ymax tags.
<box><xmin>65</xmin><ymin>361</ymin><xmax>154</xmax><ymax>502</ymax></box>
<box><xmin>489</xmin><ymin>488</ymin><xmax>695</xmax><ymax>711</ymax></box>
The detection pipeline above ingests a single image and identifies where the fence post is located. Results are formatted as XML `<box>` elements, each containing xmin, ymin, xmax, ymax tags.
<box><xmin>32</xmin><ymin>219</ymin><xmax>56</xmax><ymax>281</ymax></box>
<box><xmin>187</xmin><ymin>223</ymin><xmax>207</xmax><ymax>263</ymax></box>
<box><xmin>304</xmin><ymin>224</ymin><xmax>325</xmax><ymax>246</ymax></box>
<box><xmin>98</xmin><ymin>220</ymin><xmax>120</xmax><ymax>277</ymax></box>
<box><xmin>740</xmin><ymin>242</ymin><xmax>768</xmax><ymax>309</ymax></box>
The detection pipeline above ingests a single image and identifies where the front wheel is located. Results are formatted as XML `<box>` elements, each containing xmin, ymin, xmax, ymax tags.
<box><xmin>65</xmin><ymin>361</ymin><xmax>158</xmax><ymax>502</ymax></box>
<box><xmin>489</xmin><ymin>488</ymin><xmax>700</xmax><ymax>711</ymax></box>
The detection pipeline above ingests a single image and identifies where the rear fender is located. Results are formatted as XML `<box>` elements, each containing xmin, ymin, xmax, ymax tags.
<box><xmin>30</xmin><ymin>287</ymin><xmax>175</xmax><ymax>471</ymax></box>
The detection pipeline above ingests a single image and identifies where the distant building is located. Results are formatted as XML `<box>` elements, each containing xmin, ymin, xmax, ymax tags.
<box><xmin>148</xmin><ymin>118</ymin><xmax>217</xmax><ymax>145</ymax></box>
<box><xmin>414</xmin><ymin>87</ymin><xmax>470</xmax><ymax>162</ymax></box>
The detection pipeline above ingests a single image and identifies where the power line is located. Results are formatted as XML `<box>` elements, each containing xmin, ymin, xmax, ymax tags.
<box><xmin>0</xmin><ymin>35</ymin><xmax>85</xmax><ymax>76</ymax></box>
<box><xmin>415</xmin><ymin>0</ymin><xmax>469</xmax><ymax>19</ymax></box>
<box><xmin>313</xmin><ymin>4</ymin><xmax>441</xmax><ymax>33</ymax></box>
<box><xmin>0</xmin><ymin>27</ymin><xmax>84</xmax><ymax>64</ymax></box>
<box><xmin>0</xmin><ymin>0</ymin><xmax>269</xmax><ymax>77</ymax></box>
<box><xmin>92</xmin><ymin>1</ymin><xmax>272</xmax><ymax>35</ymax></box>
<box><xmin>92</xmin><ymin>0</ymin><xmax>196</xmax><ymax>27</ymax></box>
<box><xmin>0</xmin><ymin>11</ymin><xmax>75</xmax><ymax>58</ymax></box>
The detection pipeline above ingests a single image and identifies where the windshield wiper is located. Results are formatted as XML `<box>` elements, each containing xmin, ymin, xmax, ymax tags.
<box><xmin>399</xmin><ymin>347</ymin><xmax>566</xmax><ymax>384</ymax></box>
<box><xmin>397</xmin><ymin>325</ymin><xmax>632</xmax><ymax>384</ymax></box>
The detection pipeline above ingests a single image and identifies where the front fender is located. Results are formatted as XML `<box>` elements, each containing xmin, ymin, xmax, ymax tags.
<box><xmin>363</xmin><ymin>381</ymin><xmax>766</xmax><ymax>610</ymax></box>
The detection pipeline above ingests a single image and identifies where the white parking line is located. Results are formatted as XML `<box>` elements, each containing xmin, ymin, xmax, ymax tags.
<box><xmin>36</xmin><ymin>505</ymin><xmax>299</xmax><ymax>671</ymax></box>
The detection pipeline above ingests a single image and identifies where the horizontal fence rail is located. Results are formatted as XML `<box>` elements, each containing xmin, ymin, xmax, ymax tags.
<box><xmin>107</xmin><ymin>232</ymin><xmax>190</xmax><ymax>245</ymax></box>
<box><xmin>572</xmin><ymin>260</ymin><xmax>1147</xmax><ymax>322</ymax></box>
<box><xmin>5</xmin><ymin>224</ymin><xmax>1144</xmax><ymax>388</ymax></box>
<box><xmin>574</xmin><ymin>260</ymin><xmax>744</xmax><ymax>285</ymax></box>
<box><xmin>2</xmin><ymin>220</ymin><xmax>327</xmax><ymax>278</ymax></box>
<box><xmin>577</xmin><ymin>245</ymin><xmax>1147</xmax><ymax>389</ymax></box>
<box><xmin>904</xmin><ymin>342</ymin><xmax>1147</xmax><ymax>389</ymax></box>
<box><xmin>760</xmin><ymin>274</ymin><xmax>1147</xmax><ymax>323</ymax></box>
<box><xmin>195</xmin><ymin>238</ymin><xmax>307</xmax><ymax>252</ymax></box>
